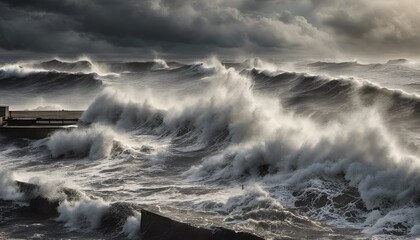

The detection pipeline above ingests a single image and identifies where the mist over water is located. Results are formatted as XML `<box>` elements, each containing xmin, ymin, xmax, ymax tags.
<box><xmin>0</xmin><ymin>57</ymin><xmax>420</xmax><ymax>239</ymax></box>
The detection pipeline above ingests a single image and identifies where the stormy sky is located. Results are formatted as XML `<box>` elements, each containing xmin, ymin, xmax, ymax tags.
<box><xmin>1</xmin><ymin>0</ymin><xmax>419</xmax><ymax>57</ymax></box>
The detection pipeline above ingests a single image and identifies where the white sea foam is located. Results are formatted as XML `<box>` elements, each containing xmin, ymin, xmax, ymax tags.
<box><xmin>57</xmin><ymin>196</ymin><xmax>143</xmax><ymax>236</ymax></box>
<box><xmin>0</xmin><ymin>64</ymin><xmax>47</xmax><ymax>78</ymax></box>
<box><xmin>56</xmin><ymin>198</ymin><xmax>109</xmax><ymax>229</ymax></box>
<box><xmin>0</xmin><ymin>170</ymin><xmax>23</xmax><ymax>200</ymax></box>
<box><xmin>122</xmin><ymin>212</ymin><xmax>142</xmax><ymax>239</ymax></box>
<box><xmin>242</xmin><ymin>57</ymin><xmax>279</xmax><ymax>72</ymax></box>
<box><xmin>47</xmin><ymin>125</ymin><xmax>117</xmax><ymax>159</ymax></box>
<box><xmin>363</xmin><ymin>207</ymin><xmax>420</xmax><ymax>236</ymax></box>
<box><xmin>151</xmin><ymin>58</ymin><xmax>169</xmax><ymax>71</ymax></box>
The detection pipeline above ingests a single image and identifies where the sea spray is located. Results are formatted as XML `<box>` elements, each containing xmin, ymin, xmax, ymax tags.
<box><xmin>0</xmin><ymin>64</ymin><xmax>47</xmax><ymax>79</ymax></box>
<box><xmin>151</xmin><ymin>59</ymin><xmax>169</xmax><ymax>71</ymax></box>
<box><xmin>47</xmin><ymin>125</ymin><xmax>117</xmax><ymax>159</ymax></box>
<box><xmin>80</xmin><ymin>58</ymin><xmax>280</xmax><ymax>146</ymax></box>
<box><xmin>1</xmin><ymin>56</ymin><xmax>420</xmax><ymax>238</ymax></box>
<box><xmin>56</xmin><ymin>198</ymin><xmax>109</xmax><ymax>229</ymax></box>
<box><xmin>0</xmin><ymin>170</ymin><xmax>23</xmax><ymax>200</ymax></box>
<box><xmin>122</xmin><ymin>212</ymin><xmax>142</xmax><ymax>239</ymax></box>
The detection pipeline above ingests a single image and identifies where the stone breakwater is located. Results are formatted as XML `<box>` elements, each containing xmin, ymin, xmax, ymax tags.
<box><xmin>10</xmin><ymin>181</ymin><xmax>263</xmax><ymax>240</ymax></box>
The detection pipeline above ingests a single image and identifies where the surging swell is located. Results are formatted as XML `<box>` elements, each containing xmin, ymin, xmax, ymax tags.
<box><xmin>4</xmin><ymin>57</ymin><xmax>420</xmax><ymax>237</ymax></box>
<box><xmin>308</xmin><ymin>58</ymin><xmax>409</xmax><ymax>70</ymax></box>
<box><xmin>246</xmin><ymin>68</ymin><xmax>420</xmax><ymax>119</ymax></box>
<box><xmin>29</xmin><ymin>58</ymin><xmax>177</xmax><ymax>73</ymax></box>
<box><xmin>0</xmin><ymin>72</ymin><xmax>103</xmax><ymax>93</ymax></box>
<box><xmin>57</xmin><ymin>58</ymin><xmax>419</xmax><ymax>235</ymax></box>
<box><xmin>0</xmin><ymin>58</ymin><xmax>191</xmax><ymax>94</ymax></box>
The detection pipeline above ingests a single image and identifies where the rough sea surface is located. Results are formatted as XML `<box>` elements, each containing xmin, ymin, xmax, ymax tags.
<box><xmin>0</xmin><ymin>57</ymin><xmax>419</xmax><ymax>239</ymax></box>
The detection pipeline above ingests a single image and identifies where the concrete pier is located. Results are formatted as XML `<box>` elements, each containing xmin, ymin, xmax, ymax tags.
<box><xmin>0</xmin><ymin>106</ymin><xmax>83</xmax><ymax>139</ymax></box>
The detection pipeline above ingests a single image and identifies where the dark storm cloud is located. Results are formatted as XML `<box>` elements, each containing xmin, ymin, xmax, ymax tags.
<box><xmin>316</xmin><ymin>1</ymin><xmax>420</xmax><ymax>54</ymax></box>
<box><xmin>0</xmin><ymin>0</ymin><xmax>419</xmax><ymax>56</ymax></box>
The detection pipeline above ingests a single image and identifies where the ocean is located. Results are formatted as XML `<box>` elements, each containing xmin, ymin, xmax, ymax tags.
<box><xmin>0</xmin><ymin>56</ymin><xmax>419</xmax><ymax>239</ymax></box>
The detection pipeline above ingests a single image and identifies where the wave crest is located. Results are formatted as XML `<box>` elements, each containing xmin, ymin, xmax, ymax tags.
<box><xmin>47</xmin><ymin>125</ymin><xmax>117</xmax><ymax>159</ymax></box>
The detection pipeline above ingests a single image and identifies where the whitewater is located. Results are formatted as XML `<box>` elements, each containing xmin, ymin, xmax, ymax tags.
<box><xmin>0</xmin><ymin>56</ymin><xmax>419</xmax><ymax>239</ymax></box>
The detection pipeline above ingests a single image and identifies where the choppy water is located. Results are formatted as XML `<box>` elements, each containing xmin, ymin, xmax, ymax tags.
<box><xmin>0</xmin><ymin>57</ymin><xmax>419</xmax><ymax>239</ymax></box>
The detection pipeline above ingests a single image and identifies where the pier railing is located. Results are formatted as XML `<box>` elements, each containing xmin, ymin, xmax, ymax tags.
<box><xmin>6</xmin><ymin>118</ymin><xmax>79</xmax><ymax>126</ymax></box>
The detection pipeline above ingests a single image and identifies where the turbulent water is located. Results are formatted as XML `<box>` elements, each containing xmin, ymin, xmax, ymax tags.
<box><xmin>0</xmin><ymin>56</ymin><xmax>419</xmax><ymax>239</ymax></box>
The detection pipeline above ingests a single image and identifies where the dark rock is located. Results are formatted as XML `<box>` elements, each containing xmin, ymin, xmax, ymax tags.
<box><xmin>140</xmin><ymin>209</ymin><xmax>263</xmax><ymax>240</ymax></box>
<box><xmin>29</xmin><ymin>196</ymin><xmax>59</xmax><ymax>217</ymax></box>
<box><xmin>16</xmin><ymin>181</ymin><xmax>82</xmax><ymax>218</ymax></box>
<box><xmin>14</xmin><ymin>181</ymin><xmax>264</xmax><ymax>239</ymax></box>
<box><xmin>61</xmin><ymin>187</ymin><xmax>83</xmax><ymax>202</ymax></box>
<box><xmin>16</xmin><ymin>181</ymin><xmax>39</xmax><ymax>198</ymax></box>
<box><xmin>100</xmin><ymin>202</ymin><xmax>139</xmax><ymax>233</ymax></box>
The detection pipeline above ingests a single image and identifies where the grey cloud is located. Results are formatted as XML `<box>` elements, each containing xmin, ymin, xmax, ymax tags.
<box><xmin>0</xmin><ymin>0</ymin><xmax>419</xmax><ymax>56</ymax></box>
<box><xmin>316</xmin><ymin>0</ymin><xmax>420</xmax><ymax>54</ymax></box>
<box><xmin>0</xmin><ymin>0</ymin><xmax>332</xmax><ymax>55</ymax></box>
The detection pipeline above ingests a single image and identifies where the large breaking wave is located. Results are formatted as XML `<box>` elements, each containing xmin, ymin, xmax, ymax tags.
<box><xmin>1</xmin><ymin>57</ymin><xmax>419</xmax><ymax>238</ymax></box>
<box><xmin>44</xmin><ymin>58</ymin><xmax>419</xmax><ymax>236</ymax></box>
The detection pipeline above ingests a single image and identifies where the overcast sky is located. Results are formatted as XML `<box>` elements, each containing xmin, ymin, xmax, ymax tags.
<box><xmin>1</xmin><ymin>0</ymin><xmax>419</xmax><ymax>58</ymax></box>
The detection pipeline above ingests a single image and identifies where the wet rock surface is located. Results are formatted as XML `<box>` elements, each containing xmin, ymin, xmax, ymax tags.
<box><xmin>140</xmin><ymin>209</ymin><xmax>263</xmax><ymax>240</ymax></box>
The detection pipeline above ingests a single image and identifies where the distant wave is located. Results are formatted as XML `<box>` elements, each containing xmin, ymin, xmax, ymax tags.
<box><xmin>386</xmin><ymin>58</ymin><xmax>409</xmax><ymax>64</ymax></box>
<box><xmin>103</xmin><ymin>59</ymin><xmax>182</xmax><ymax>73</ymax></box>
<box><xmin>0</xmin><ymin>65</ymin><xmax>47</xmax><ymax>78</ymax></box>
<box><xmin>306</xmin><ymin>59</ymin><xmax>416</xmax><ymax>78</ymax></box>
<box><xmin>32</xmin><ymin>59</ymin><xmax>93</xmax><ymax>72</ymax></box>
<box><xmin>223</xmin><ymin>58</ymin><xmax>274</xmax><ymax>70</ymax></box>
<box><xmin>245</xmin><ymin>68</ymin><xmax>420</xmax><ymax>125</ymax></box>
<box><xmin>308</xmin><ymin>58</ymin><xmax>409</xmax><ymax>68</ymax></box>
<box><xmin>2</xmin><ymin>58</ymin><xmax>278</xmax><ymax>77</ymax></box>
<box><xmin>0</xmin><ymin>68</ymin><xmax>103</xmax><ymax>93</ymax></box>
<box><xmin>309</xmin><ymin>60</ymin><xmax>362</xmax><ymax>69</ymax></box>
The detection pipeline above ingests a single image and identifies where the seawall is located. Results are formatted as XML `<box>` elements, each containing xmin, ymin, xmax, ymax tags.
<box><xmin>13</xmin><ymin>181</ymin><xmax>264</xmax><ymax>240</ymax></box>
<box><xmin>0</xmin><ymin>108</ymin><xmax>83</xmax><ymax>139</ymax></box>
